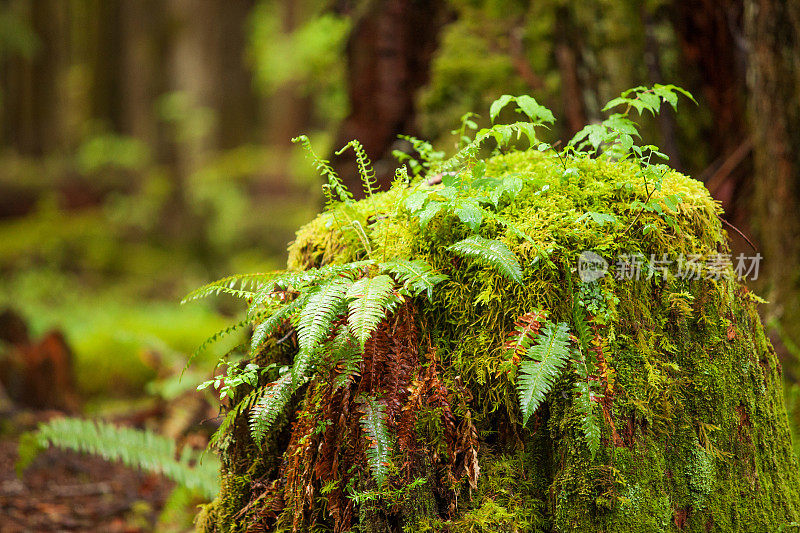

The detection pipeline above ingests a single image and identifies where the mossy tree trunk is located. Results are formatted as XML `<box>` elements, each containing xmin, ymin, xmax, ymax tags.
<box><xmin>197</xmin><ymin>151</ymin><xmax>800</xmax><ymax>532</ymax></box>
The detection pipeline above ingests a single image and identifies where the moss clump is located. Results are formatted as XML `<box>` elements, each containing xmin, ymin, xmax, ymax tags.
<box><xmin>196</xmin><ymin>87</ymin><xmax>800</xmax><ymax>531</ymax></box>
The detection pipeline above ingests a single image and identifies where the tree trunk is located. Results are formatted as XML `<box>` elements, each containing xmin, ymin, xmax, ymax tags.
<box><xmin>330</xmin><ymin>0</ymin><xmax>449</xmax><ymax>196</ymax></box>
<box><xmin>744</xmin><ymin>0</ymin><xmax>800</xmax><ymax>377</ymax></box>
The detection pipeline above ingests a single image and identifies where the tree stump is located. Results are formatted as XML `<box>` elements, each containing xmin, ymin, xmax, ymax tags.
<box><xmin>197</xmin><ymin>150</ymin><xmax>800</xmax><ymax>532</ymax></box>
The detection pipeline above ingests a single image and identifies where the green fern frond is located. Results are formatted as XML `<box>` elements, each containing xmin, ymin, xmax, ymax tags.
<box><xmin>337</xmin><ymin>139</ymin><xmax>377</xmax><ymax>197</ymax></box>
<box><xmin>21</xmin><ymin>418</ymin><xmax>219</xmax><ymax>499</ymax></box>
<box><xmin>379</xmin><ymin>258</ymin><xmax>448</xmax><ymax>300</ymax></box>
<box><xmin>248</xmin><ymin>261</ymin><xmax>374</xmax><ymax>314</ymax></box>
<box><xmin>250</xmin><ymin>295</ymin><xmax>307</xmax><ymax>353</ymax></box>
<box><xmin>447</xmin><ymin>235</ymin><xmax>524</xmax><ymax>284</ymax></box>
<box><xmin>209</xmin><ymin>386</ymin><xmax>265</xmax><ymax>450</ymax></box>
<box><xmin>573</xmin><ymin>377</ymin><xmax>601</xmax><ymax>459</ymax></box>
<box><xmin>329</xmin><ymin>326</ymin><xmax>363</xmax><ymax>391</ymax></box>
<box><xmin>292</xmin><ymin>134</ymin><xmax>353</xmax><ymax>204</ymax></box>
<box><xmin>346</xmin><ymin>275</ymin><xmax>399</xmax><ymax>346</ymax></box>
<box><xmin>517</xmin><ymin>321</ymin><xmax>571</xmax><ymax>425</ymax></box>
<box><xmin>297</xmin><ymin>277</ymin><xmax>353</xmax><ymax>356</ymax></box>
<box><xmin>357</xmin><ymin>395</ymin><xmax>393</xmax><ymax>486</ymax></box>
<box><xmin>249</xmin><ymin>373</ymin><xmax>297</xmax><ymax>448</ymax></box>
<box><xmin>181</xmin><ymin>273</ymin><xmax>273</xmax><ymax>304</ymax></box>
<box><xmin>480</xmin><ymin>209</ymin><xmax>551</xmax><ymax>266</ymax></box>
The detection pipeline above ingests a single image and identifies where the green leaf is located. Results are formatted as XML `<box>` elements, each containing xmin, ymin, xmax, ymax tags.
<box><xmin>380</xmin><ymin>258</ymin><xmax>448</xmax><ymax>300</ymax></box>
<box><xmin>297</xmin><ymin>277</ymin><xmax>353</xmax><ymax>355</ymax></box>
<box><xmin>455</xmin><ymin>201</ymin><xmax>484</xmax><ymax>231</ymax></box>
<box><xmin>448</xmin><ymin>235</ymin><xmax>524</xmax><ymax>284</ymax></box>
<box><xmin>516</xmin><ymin>95</ymin><xmax>555</xmax><ymax>124</ymax></box>
<box><xmin>517</xmin><ymin>322</ymin><xmax>572</xmax><ymax>425</ymax></box>
<box><xmin>419</xmin><ymin>201</ymin><xmax>443</xmax><ymax>228</ymax></box>
<box><xmin>346</xmin><ymin>275</ymin><xmax>398</xmax><ymax>345</ymax></box>
<box><xmin>490</xmin><ymin>94</ymin><xmax>514</xmax><ymax>122</ymax></box>
<box><xmin>357</xmin><ymin>396</ymin><xmax>393</xmax><ymax>486</ymax></box>
<box><xmin>405</xmin><ymin>190</ymin><xmax>429</xmax><ymax>213</ymax></box>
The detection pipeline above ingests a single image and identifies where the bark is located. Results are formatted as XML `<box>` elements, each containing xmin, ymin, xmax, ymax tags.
<box><xmin>331</xmin><ymin>0</ymin><xmax>449</xmax><ymax>196</ymax></box>
<box><xmin>744</xmin><ymin>0</ymin><xmax>800</xmax><ymax>373</ymax></box>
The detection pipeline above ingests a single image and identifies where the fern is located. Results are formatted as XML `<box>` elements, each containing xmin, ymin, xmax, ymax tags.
<box><xmin>346</xmin><ymin>274</ymin><xmax>399</xmax><ymax>346</ymax></box>
<box><xmin>181</xmin><ymin>273</ymin><xmax>273</xmax><ymax>304</ymax></box>
<box><xmin>504</xmin><ymin>311</ymin><xmax>546</xmax><ymax>357</ymax></box>
<box><xmin>249</xmin><ymin>373</ymin><xmax>297</xmax><ymax>448</ymax></box>
<box><xmin>209</xmin><ymin>386</ymin><xmax>265</xmax><ymax>449</ymax></box>
<box><xmin>329</xmin><ymin>326</ymin><xmax>363</xmax><ymax>391</ymax></box>
<box><xmin>379</xmin><ymin>258</ymin><xmax>448</xmax><ymax>300</ymax></box>
<box><xmin>250</xmin><ymin>296</ymin><xmax>305</xmax><ymax>352</ymax></box>
<box><xmin>573</xmin><ymin>364</ymin><xmax>602</xmax><ymax>459</ymax></box>
<box><xmin>20</xmin><ymin>418</ymin><xmax>220</xmax><ymax>500</ymax></box>
<box><xmin>248</xmin><ymin>260</ymin><xmax>374</xmax><ymax>314</ymax></box>
<box><xmin>517</xmin><ymin>321</ymin><xmax>571</xmax><ymax>426</ymax></box>
<box><xmin>294</xmin><ymin>277</ymin><xmax>353</xmax><ymax>379</ymax></box>
<box><xmin>337</xmin><ymin>139</ymin><xmax>377</xmax><ymax>197</ymax></box>
<box><xmin>357</xmin><ymin>395</ymin><xmax>393</xmax><ymax>486</ymax></box>
<box><xmin>292</xmin><ymin>134</ymin><xmax>353</xmax><ymax>204</ymax></box>
<box><xmin>447</xmin><ymin>235</ymin><xmax>524</xmax><ymax>284</ymax></box>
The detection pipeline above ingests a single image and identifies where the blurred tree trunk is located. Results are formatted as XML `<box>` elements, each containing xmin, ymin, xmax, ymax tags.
<box><xmin>744</xmin><ymin>0</ymin><xmax>800</xmax><ymax>372</ymax></box>
<box><xmin>331</xmin><ymin>0</ymin><xmax>449</xmax><ymax>196</ymax></box>
<box><xmin>672</xmin><ymin>0</ymin><xmax>749</xmax><ymax>210</ymax></box>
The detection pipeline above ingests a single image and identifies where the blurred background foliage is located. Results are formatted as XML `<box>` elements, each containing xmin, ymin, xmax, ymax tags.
<box><xmin>0</xmin><ymin>0</ymin><xmax>798</xmax><ymax>453</ymax></box>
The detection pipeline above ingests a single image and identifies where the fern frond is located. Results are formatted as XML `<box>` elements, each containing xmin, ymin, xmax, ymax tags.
<box><xmin>504</xmin><ymin>311</ymin><xmax>547</xmax><ymax>357</ymax></box>
<box><xmin>337</xmin><ymin>139</ymin><xmax>377</xmax><ymax>197</ymax></box>
<box><xmin>329</xmin><ymin>326</ymin><xmax>363</xmax><ymax>391</ymax></box>
<box><xmin>517</xmin><ymin>321</ymin><xmax>571</xmax><ymax>425</ymax></box>
<box><xmin>248</xmin><ymin>261</ymin><xmax>374</xmax><ymax>314</ymax></box>
<box><xmin>181</xmin><ymin>273</ymin><xmax>272</xmax><ymax>304</ymax></box>
<box><xmin>480</xmin><ymin>209</ymin><xmax>551</xmax><ymax>265</ymax></box>
<box><xmin>572</xmin><ymin>298</ymin><xmax>592</xmax><ymax>358</ymax></box>
<box><xmin>250</xmin><ymin>295</ymin><xmax>306</xmax><ymax>353</ymax></box>
<box><xmin>379</xmin><ymin>258</ymin><xmax>448</xmax><ymax>300</ymax></box>
<box><xmin>573</xmin><ymin>377</ymin><xmax>601</xmax><ymax>459</ymax></box>
<box><xmin>297</xmin><ymin>277</ymin><xmax>353</xmax><ymax>357</ymax></box>
<box><xmin>209</xmin><ymin>386</ymin><xmax>265</xmax><ymax>450</ymax></box>
<box><xmin>346</xmin><ymin>275</ymin><xmax>399</xmax><ymax>346</ymax></box>
<box><xmin>293</xmin><ymin>134</ymin><xmax>353</xmax><ymax>204</ymax></box>
<box><xmin>22</xmin><ymin>418</ymin><xmax>219</xmax><ymax>499</ymax></box>
<box><xmin>447</xmin><ymin>235</ymin><xmax>524</xmax><ymax>284</ymax></box>
<box><xmin>249</xmin><ymin>373</ymin><xmax>297</xmax><ymax>448</ymax></box>
<box><xmin>357</xmin><ymin>395</ymin><xmax>393</xmax><ymax>486</ymax></box>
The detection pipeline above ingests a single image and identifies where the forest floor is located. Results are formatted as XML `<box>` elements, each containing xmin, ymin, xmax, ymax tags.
<box><xmin>0</xmin><ymin>411</ymin><xmax>177</xmax><ymax>532</ymax></box>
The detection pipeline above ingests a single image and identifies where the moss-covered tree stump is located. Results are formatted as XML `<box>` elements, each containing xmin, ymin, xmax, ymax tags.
<box><xmin>196</xmin><ymin>142</ymin><xmax>800</xmax><ymax>532</ymax></box>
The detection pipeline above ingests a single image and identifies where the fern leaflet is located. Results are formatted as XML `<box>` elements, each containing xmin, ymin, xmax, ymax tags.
<box><xmin>517</xmin><ymin>321</ymin><xmax>571</xmax><ymax>425</ymax></box>
<box><xmin>249</xmin><ymin>373</ymin><xmax>297</xmax><ymax>448</ymax></box>
<box><xmin>573</xmin><ymin>372</ymin><xmax>601</xmax><ymax>459</ymax></box>
<box><xmin>181</xmin><ymin>273</ymin><xmax>273</xmax><ymax>304</ymax></box>
<box><xmin>337</xmin><ymin>139</ymin><xmax>377</xmax><ymax>197</ymax></box>
<box><xmin>292</xmin><ymin>134</ymin><xmax>353</xmax><ymax>204</ymax></box>
<box><xmin>380</xmin><ymin>258</ymin><xmax>448</xmax><ymax>300</ymax></box>
<box><xmin>448</xmin><ymin>235</ymin><xmax>524</xmax><ymax>284</ymax></box>
<box><xmin>357</xmin><ymin>395</ymin><xmax>393</xmax><ymax>486</ymax></box>
<box><xmin>346</xmin><ymin>275</ymin><xmax>399</xmax><ymax>346</ymax></box>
